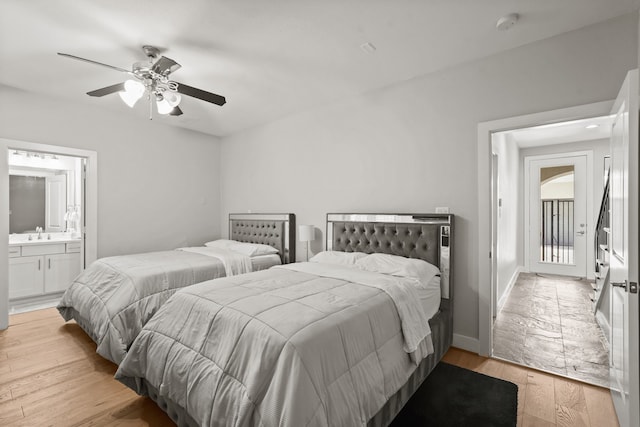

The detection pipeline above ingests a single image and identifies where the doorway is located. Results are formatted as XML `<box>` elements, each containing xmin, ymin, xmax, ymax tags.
<box><xmin>8</xmin><ymin>149</ymin><xmax>87</xmax><ymax>314</ymax></box>
<box><xmin>490</xmin><ymin>121</ymin><xmax>609</xmax><ymax>387</ymax></box>
<box><xmin>525</xmin><ymin>152</ymin><xmax>591</xmax><ymax>278</ymax></box>
<box><xmin>0</xmin><ymin>139</ymin><xmax>98</xmax><ymax>330</ymax></box>
<box><xmin>479</xmin><ymin>73</ymin><xmax>640</xmax><ymax>424</ymax></box>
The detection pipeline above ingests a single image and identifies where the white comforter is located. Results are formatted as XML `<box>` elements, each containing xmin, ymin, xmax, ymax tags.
<box><xmin>115</xmin><ymin>263</ymin><xmax>436</xmax><ymax>426</ymax></box>
<box><xmin>178</xmin><ymin>246</ymin><xmax>254</xmax><ymax>275</ymax></box>
<box><xmin>58</xmin><ymin>247</ymin><xmax>254</xmax><ymax>365</ymax></box>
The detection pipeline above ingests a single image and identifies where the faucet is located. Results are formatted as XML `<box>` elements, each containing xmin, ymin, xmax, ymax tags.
<box><xmin>36</xmin><ymin>227</ymin><xmax>43</xmax><ymax>240</ymax></box>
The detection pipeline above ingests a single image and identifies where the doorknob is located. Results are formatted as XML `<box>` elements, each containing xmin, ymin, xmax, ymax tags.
<box><xmin>611</xmin><ymin>281</ymin><xmax>627</xmax><ymax>291</ymax></box>
<box><xmin>576</xmin><ymin>230</ymin><xmax>585</xmax><ymax>235</ymax></box>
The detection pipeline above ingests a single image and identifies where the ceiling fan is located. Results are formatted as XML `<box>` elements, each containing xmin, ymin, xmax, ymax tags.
<box><xmin>58</xmin><ymin>45</ymin><xmax>226</xmax><ymax>118</ymax></box>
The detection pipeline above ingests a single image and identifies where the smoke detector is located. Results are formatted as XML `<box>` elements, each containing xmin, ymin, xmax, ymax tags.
<box><xmin>496</xmin><ymin>13</ymin><xmax>519</xmax><ymax>31</ymax></box>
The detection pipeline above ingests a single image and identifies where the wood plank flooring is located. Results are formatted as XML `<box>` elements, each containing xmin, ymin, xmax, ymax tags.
<box><xmin>0</xmin><ymin>308</ymin><xmax>620</xmax><ymax>426</ymax></box>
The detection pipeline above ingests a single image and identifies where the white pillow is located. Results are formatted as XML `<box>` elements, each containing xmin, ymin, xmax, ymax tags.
<box><xmin>229</xmin><ymin>242</ymin><xmax>279</xmax><ymax>257</ymax></box>
<box><xmin>205</xmin><ymin>240</ymin><xmax>279</xmax><ymax>257</ymax></box>
<box><xmin>204</xmin><ymin>239</ymin><xmax>236</xmax><ymax>248</ymax></box>
<box><xmin>354</xmin><ymin>253</ymin><xmax>440</xmax><ymax>288</ymax></box>
<box><xmin>309</xmin><ymin>251</ymin><xmax>368</xmax><ymax>265</ymax></box>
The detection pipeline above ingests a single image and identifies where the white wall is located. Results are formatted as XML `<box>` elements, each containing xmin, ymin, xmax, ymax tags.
<box><xmin>492</xmin><ymin>134</ymin><xmax>520</xmax><ymax>308</ymax></box>
<box><xmin>0</xmin><ymin>86</ymin><xmax>223</xmax><ymax>257</ymax></box>
<box><xmin>219</xmin><ymin>13</ymin><xmax>638</xmax><ymax>346</ymax></box>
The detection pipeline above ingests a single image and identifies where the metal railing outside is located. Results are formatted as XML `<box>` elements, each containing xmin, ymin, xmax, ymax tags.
<box><xmin>541</xmin><ymin>199</ymin><xmax>574</xmax><ymax>264</ymax></box>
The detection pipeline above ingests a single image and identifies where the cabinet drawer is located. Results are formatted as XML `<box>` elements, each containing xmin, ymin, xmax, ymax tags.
<box><xmin>21</xmin><ymin>243</ymin><xmax>66</xmax><ymax>257</ymax></box>
<box><xmin>8</xmin><ymin>246</ymin><xmax>21</xmax><ymax>258</ymax></box>
<box><xmin>66</xmin><ymin>242</ymin><xmax>82</xmax><ymax>253</ymax></box>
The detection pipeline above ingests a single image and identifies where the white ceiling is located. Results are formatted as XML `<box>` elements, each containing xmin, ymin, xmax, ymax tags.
<box><xmin>1</xmin><ymin>1</ymin><xmax>638</xmax><ymax>137</ymax></box>
<box><xmin>505</xmin><ymin>115</ymin><xmax>614</xmax><ymax>148</ymax></box>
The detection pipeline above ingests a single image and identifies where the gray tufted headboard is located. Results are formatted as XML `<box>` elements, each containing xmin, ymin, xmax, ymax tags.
<box><xmin>229</xmin><ymin>213</ymin><xmax>296</xmax><ymax>263</ymax></box>
<box><xmin>326</xmin><ymin>213</ymin><xmax>453</xmax><ymax>303</ymax></box>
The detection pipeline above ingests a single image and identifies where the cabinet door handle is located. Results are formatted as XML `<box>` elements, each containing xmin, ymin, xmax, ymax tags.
<box><xmin>48</xmin><ymin>259</ymin><xmax>51</xmax><ymax>269</ymax></box>
<box><xmin>38</xmin><ymin>259</ymin><xmax>41</xmax><ymax>270</ymax></box>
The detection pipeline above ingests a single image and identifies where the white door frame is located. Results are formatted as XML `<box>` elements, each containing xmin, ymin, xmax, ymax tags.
<box><xmin>523</xmin><ymin>151</ymin><xmax>594</xmax><ymax>278</ymax></box>
<box><xmin>477</xmin><ymin>100</ymin><xmax>613</xmax><ymax>357</ymax></box>
<box><xmin>0</xmin><ymin>139</ymin><xmax>98</xmax><ymax>330</ymax></box>
<box><xmin>491</xmin><ymin>153</ymin><xmax>499</xmax><ymax>316</ymax></box>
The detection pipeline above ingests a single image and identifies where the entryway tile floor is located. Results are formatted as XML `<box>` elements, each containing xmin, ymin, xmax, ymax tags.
<box><xmin>493</xmin><ymin>272</ymin><xmax>610</xmax><ymax>387</ymax></box>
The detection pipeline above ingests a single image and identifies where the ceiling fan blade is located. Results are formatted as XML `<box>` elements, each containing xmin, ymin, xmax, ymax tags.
<box><xmin>58</xmin><ymin>52</ymin><xmax>131</xmax><ymax>74</ymax></box>
<box><xmin>87</xmin><ymin>82</ymin><xmax>126</xmax><ymax>97</ymax></box>
<box><xmin>152</xmin><ymin>56</ymin><xmax>181</xmax><ymax>76</ymax></box>
<box><xmin>169</xmin><ymin>106</ymin><xmax>183</xmax><ymax>116</ymax></box>
<box><xmin>175</xmin><ymin>82</ymin><xmax>226</xmax><ymax>106</ymax></box>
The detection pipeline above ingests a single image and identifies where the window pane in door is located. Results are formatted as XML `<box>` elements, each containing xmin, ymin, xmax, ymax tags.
<box><xmin>540</xmin><ymin>166</ymin><xmax>575</xmax><ymax>264</ymax></box>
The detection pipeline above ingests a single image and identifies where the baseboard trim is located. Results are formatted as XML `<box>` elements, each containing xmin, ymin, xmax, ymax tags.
<box><xmin>9</xmin><ymin>294</ymin><xmax>62</xmax><ymax>315</ymax></box>
<box><xmin>452</xmin><ymin>333</ymin><xmax>480</xmax><ymax>353</ymax></box>
<box><xmin>497</xmin><ymin>266</ymin><xmax>523</xmax><ymax>312</ymax></box>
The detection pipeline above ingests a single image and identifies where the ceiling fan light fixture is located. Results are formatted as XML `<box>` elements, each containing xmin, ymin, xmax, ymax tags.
<box><xmin>119</xmin><ymin>79</ymin><xmax>145</xmax><ymax>107</ymax></box>
<box><xmin>124</xmin><ymin>79</ymin><xmax>145</xmax><ymax>94</ymax></box>
<box><xmin>119</xmin><ymin>91</ymin><xmax>141</xmax><ymax>108</ymax></box>
<box><xmin>156</xmin><ymin>97</ymin><xmax>173</xmax><ymax>115</ymax></box>
<box><xmin>59</xmin><ymin>46</ymin><xmax>227</xmax><ymax>119</ymax></box>
<box><xmin>164</xmin><ymin>91</ymin><xmax>182</xmax><ymax>107</ymax></box>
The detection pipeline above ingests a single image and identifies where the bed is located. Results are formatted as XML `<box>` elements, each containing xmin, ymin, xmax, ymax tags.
<box><xmin>57</xmin><ymin>213</ymin><xmax>295</xmax><ymax>365</ymax></box>
<box><xmin>115</xmin><ymin>213</ymin><xmax>453</xmax><ymax>426</ymax></box>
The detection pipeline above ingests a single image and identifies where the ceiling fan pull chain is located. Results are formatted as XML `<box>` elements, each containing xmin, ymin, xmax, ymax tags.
<box><xmin>148</xmin><ymin>92</ymin><xmax>153</xmax><ymax>120</ymax></box>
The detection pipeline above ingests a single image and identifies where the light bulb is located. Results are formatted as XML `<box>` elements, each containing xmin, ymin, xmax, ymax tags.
<box><xmin>124</xmin><ymin>79</ymin><xmax>145</xmax><ymax>95</ymax></box>
<box><xmin>156</xmin><ymin>98</ymin><xmax>173</xmax><ymax>115</ymax></box>
<box><xmin>118</xmin><ymin>79</ymin><xmax>145</xmax><ymax>108</ymax></box>
<box><xmin>164</xmin><ymin>91</ymin><xmax>182</xmax><ymax>107</ymax></box>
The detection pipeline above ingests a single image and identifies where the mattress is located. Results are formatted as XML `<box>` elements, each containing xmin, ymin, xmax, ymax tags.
<box><xmin>57</xmin><ymin>248</ymin><xmax>281</xmax><ymax>365</ymax></box>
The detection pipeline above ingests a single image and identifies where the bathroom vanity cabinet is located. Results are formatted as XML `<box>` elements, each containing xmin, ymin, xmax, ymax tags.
<box><xmin>9</xmin><ymin>240</ymin><xmax>81</xmax><ymax>299</ymax></box>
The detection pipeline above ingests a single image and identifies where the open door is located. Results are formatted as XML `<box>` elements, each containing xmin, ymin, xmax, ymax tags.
<box><xmin>609</xmin><ymin>69</ymin><xmax>639</xmax><ymax>427</ymax></box>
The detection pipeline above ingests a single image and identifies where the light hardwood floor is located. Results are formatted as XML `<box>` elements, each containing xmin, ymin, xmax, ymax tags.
<box><xmin>0</xmin><ymin>308</ymin><xmax>620</xmax><ymax>426</ymax></box>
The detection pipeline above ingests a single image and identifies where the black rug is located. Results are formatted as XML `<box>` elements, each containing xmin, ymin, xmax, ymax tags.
<box><xmin>390</xmin><ymin>362</ymin><xmax>518</xmax><ymax>427</ymax></box>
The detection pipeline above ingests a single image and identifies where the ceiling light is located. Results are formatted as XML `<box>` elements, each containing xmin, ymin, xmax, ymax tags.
<box><xmin>164</xmin><ymin>91</ymin><xmax>182</xmax><ymax>107</ymax></box>
<box><xmin>118</xmin><ymin>79</ymin><xmax>145</xmax><ymax>108</ymax></box>
<box><xmin>496</xmin><ymin>13</ymin><xmax>519</xmax><ymax>31</ymax></box>
<box><xmin>59</xmin><ymin>45</ymin><xmax>226</xmax><ymax>122</ymax></box>
<box><xmin>156</xmin><ymin>96</ymin><xmax>173</xmax><ymax>115</ymax></box>
<box><xmin>586</xmin><ymin>124</ymin><xmax>599</xmax><ymax>129</ymax></box>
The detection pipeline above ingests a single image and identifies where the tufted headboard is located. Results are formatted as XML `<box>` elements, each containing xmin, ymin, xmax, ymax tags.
<box><xmin>326</xmin><ymin>213</ymin><xmax>453</xmax><ymax>303</ymax></box>
<box><xmin>229</xmin><ymin>213</ymin><xmax>295</xmax><ymax>263</ymax></box>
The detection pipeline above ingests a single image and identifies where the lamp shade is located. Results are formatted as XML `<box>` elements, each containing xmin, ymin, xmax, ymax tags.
<box><xmin>298</xmin><ymin>225</ymin><xmax>315</xmax><ymax>242</ymax></box>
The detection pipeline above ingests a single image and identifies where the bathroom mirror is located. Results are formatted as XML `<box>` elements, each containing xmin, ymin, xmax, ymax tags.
<box><xmin>9</xmin><ymin>170</ymin><xmax>70</xmax><ymax>234</ymax></box>
<box><xmin>9</xmin><ymin>175</ymin><xmax>47</xmax><ymax>233</ymax></box>
<box><xmin>8</xmin><ymin>150</ymin><xmax>82</xmax><ymax>235</ymax></box>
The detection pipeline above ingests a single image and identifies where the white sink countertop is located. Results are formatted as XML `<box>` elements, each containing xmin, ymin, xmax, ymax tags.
<box><xmin>9</xmin><ymin>233</ymin><xmax>81</xmax><ymax>247</ymax></box>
